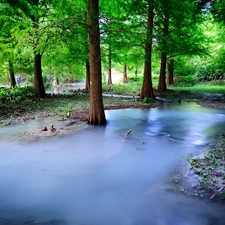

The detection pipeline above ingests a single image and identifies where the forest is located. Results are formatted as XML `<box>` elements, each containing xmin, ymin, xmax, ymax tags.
<box><xmin>0</xmin><ymin>0</ymin><xmax>225</xmax><ymax>124</ymax></box>
<box><xmin>1</xmin><ymin>1</ymin><xmax>225</xmax><ymax>222</ymax></box>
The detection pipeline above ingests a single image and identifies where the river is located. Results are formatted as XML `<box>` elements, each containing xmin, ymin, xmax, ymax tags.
<box><xmin>0</xmin><ymin>102</ymin><xmax>225</xmax><ymax>225</ymax></box>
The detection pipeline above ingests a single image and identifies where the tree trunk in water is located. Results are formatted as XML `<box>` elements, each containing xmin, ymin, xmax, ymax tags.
<box><xmin>34</xmin><ymin>53</ymin><xmax>45</xmax><ymax>98</ymax></box>
<box><xmin>9</xmin><ymin>60</ymin><xmax>16</xmax><ymax>87</ymax></box>
<box><xmin>141</xmin><ymin>0</ymin><xmax>154</xmax><ymax>100</ymax></box>
<box><xmin>167</xmin><ymin>59</ymin><xmax>174</xmax><ymax>85</ymax></box>
<box><xmin>123</xmin><ymin>64</ymin><xmax>128</xmax><ymax>83</ymax></box>
<box><xmin>108</xmin><ymin>49</ymin><xmax>112</xmax><ymax>85</ymax></box>
<box><xmin>158</xmin><ymin>53</ymin><xmax>167</xmax><ymax>92</ymax></box>
<box><xmin>85</xmin><ymin>60</ymin><xmax>90</xmax><ymax>92</ymax></box>
<box><xmin>87</xmin><ymin>0</ymin><xmax>106</xmax><ymax>125</ymax></box>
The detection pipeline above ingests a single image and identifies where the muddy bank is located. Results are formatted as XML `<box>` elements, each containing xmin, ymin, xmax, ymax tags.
<box><xmin>0</xmin><ymin>94</ymin><xmax>160</xmax><ymax>142</ymax></box>
<box><xmin>163</xmin><ymin>140</ymin><xmax>225</xmax><ymax>201</ymax></box>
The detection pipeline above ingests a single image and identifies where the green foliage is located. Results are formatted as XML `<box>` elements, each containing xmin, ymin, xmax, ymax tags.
<box><xmin>58</xmin><ymin>103</ymin><xmax>74</xmax><ymax>117</ymax></box>
<box><xmin>0</xmin><ymin>0</ymin><xmax>225</xmax><ymax>97</ymax></box>
<box><xmin>175</xmin><ymin>75</ymin><xmax>197</xmax><ymax>87</ymax></box>
<box><xmin>102</xmin><ymin>82</ymin><xmax>141</xmax><ymax>96</ymax></box>
<box><xmin>0</xmin><ymin>85</ymin><xmax>34</xmax><ymax>103</ymax></box>
<box><xmin>173</xmin><ymin>58</ymin><xmax>195</xmax><ymax>77</ymax></box>
<box><xmin>211</xmin><ymin>0</ymin><xmax>225</xmax><ymax>24</ymax></box>
<box><xmin>128</xmin><ymin>76</ymin><xmax>142</xmax><ymax>84</ymax></box>
<box><xmin>195</xmin><ymin>64</ymin><xmax>225</xmax><ymax>82</ymax></box>
<box><xmin>172</xmin><ymin>83</ymin><xmax>225</xmax><ymax>95</ymax></box>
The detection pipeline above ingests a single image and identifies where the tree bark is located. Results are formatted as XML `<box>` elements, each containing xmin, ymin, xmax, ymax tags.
<box><xmin>34</xmin><ymin>53</ymin><xmax>45</xmax><ymax>98</ymax></box>
<box><xmin>157</xmin><ymin>12</ymin><xmax>169</xmax><ymax>92</ymax></box>
<box><xmin>141</xmin><ymin>0</ymin><xmax>154</xmax><ymax>100</ymax></box>
<box><xmin>30</xmin><ymin>5</ymin><xmax>46</xmax><ymax>98</ymax></box>
<box><xmin>87</xmin><ymin>0</ymin><xmax>106</xmax><ymax>125</ymax></box>
<box><xmin>8</xmin><ymin>60</ymin><xmax>16</xmax><ymax>87</ymax></box>
<box><xmin>167</xmin><ymin>59</ymin><xmax>174</xmax><ymax>85</ymax></box>
<box><xmin>157</xmin><ymin>53</ymin><xmax>167</xmax><ymax>92</ymax></box>
<box><xmin>108</xmin><ymin>48</ymin><xmax>112</xmax><ymax>85</ymax></box>
<box><xmin>123</xmin><ymin>64</ymin><xmax>128</xmax><ymax>83</ymax></box>
<box><xmin>85</xmin><ymin>60</ymin><xmax>90</xmax><ymax>92</ymax></box>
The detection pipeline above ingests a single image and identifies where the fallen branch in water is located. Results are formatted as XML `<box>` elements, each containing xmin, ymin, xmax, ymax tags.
<box><xmin>210</xmin><ymin>185</ymin><xmax>225</xmax><ymax>199</ymax></box>
<box><xmin>124</xmin><ymin>129</ymin><xmax>132</xmax><ymax>139</ymax></box>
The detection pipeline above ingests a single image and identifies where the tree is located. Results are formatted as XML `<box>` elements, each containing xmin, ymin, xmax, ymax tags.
<box><xmin>167</xmin><ymin>59</ymin><xmax>174</xmax><ymax>85</ymax></box>
<box><xmin>0</xmin><ymin>2</ymin><xmax>17</xmax><ymax>87</ymax></box>
<box><xmin>107</xmin><ymin>47</ymin><xmax>113</xmax><ymax>85</ymax></box>
<box><xmin>87</xmin><ymin>0</ymin><xmax>106</xmax><ymax>125</ymax></box>
<box><xmin>2</xmin><ymin>0</ymin><xmax>47</xmax><ymax>97</ymax></box>
<box><xmin>8</xmin><ymin>60</ymin><xmax>16</xmax><ymax>86</ymax></box>
<box><xmin>141</xmin><ymin>0</ymin><xmax>155</xmax><ymax>100</ymax></box>
<box><xmin>51</xmin><ymin>0</ymin><xmax>90</xmax><ymax>88</ymax></box>
<box><xmin>156</xmin><ymin>0</ymin><xmax>169</xmax><ymax>92</ymax></box>
<box><xmin>155</xmin><ymin>0</ymin><xmax>205</xmax><ymax>92</ymax></box>
<box><xmin>2</xmin><ymin>0</ymin><xmax>68</xmax><ymax>97</ymax></box>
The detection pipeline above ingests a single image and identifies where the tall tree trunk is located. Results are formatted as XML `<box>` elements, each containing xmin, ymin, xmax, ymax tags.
<box><xmin>157</xmin><ymin>13</ymin><xmax>169</xmax><ymax>92</ymax></box>
<box><xmin>34</xmin><ymin>53</ymin><xmax>45</xmax><ymax>98</ymax></box>
<box><xmin>141</xmin><ymin>0</ymin><xmax>154</xmax><ymax>100</ymax></box>
<box><xmin>85</xmin><ymin>60</ymin><xmax>90</xmax><ymax>92</ymax></box>
<box><xmin>123</xmin><ymin>64</ymin><xmax>128</xmax><ymax>83</ymax></box>
<box><xmin>167</xmin><ymin>59</ymin><xmax>174</xmax><ymax>85</ymax></box>
<box><xmin>157</xmin><ymin>53</ymin><xmax>167</xmax><ymax>92</ymax></box>
<box><xmin>8</xmin><ymin>60</ymin><xmax>16</xmax><ymax>87</ymax></box>
<box><xmin>87</xmin><ymin>0</ymin><xmax>106</xmax><ymax>125</ymax></box>
<box><xmin>108</xmin><ymin>48</ymin><xmax>112</xmax><ymax>85</ymax></box>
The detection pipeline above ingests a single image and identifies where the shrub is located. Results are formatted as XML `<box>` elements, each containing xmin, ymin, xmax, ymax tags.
<box><xmin>195</xmin><ymin>64</ymin><xmax>225</xmax><ymax>82</ymax></box>
<box><xmin>0</xmin><ymin>86</ymin><xmax>34</xmax><ymax>103</ymax></box>
<box><xmin>175</xmin><ymin>75</ymin><xmax>197</xmax><ymax>87</ymax></box>
<box><xmin>128</xmin><ymin>76</ymin><xmax>142</xmax><ymax>83</ymax></box>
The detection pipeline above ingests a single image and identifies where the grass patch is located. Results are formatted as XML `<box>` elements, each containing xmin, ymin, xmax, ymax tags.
<box><xmin>102</xmin><ymin>82</ymin><xmax>141</xmax><ymax>96</ymax></box>
<box><xmin>172</xmin><ymin>84</ymin><xmax>225</xmax><ymax>95</ymax></box>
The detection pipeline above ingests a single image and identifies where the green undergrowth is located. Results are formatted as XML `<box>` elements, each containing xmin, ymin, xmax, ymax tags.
<box><xmin>1</xmin><ymin>80</ymin><xmax>225</xmax><ymax>121</ymax></box>
<box><xmin>102</xmin><ymin>82</ymin><xmax>141</xmax><ymax>96</ymax></box>
<box><xmin>0</xmin><ymin>86</ymin><xmax>34</xmax><ymax>103</ymax></box>
<box><xmin>172</xmin><ymin>82</ymin><xmax>225</xmax><ymax>95</ymax></box>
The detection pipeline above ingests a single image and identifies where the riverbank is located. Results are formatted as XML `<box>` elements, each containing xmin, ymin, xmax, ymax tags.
<box><xmin>164</xmin><ymin>136</ymin><xmax>225</xmax><ymax>202</ymax></box>
<box><xmin>0</xmin><ymin>89</ymin><xmax>225</xmax><ymax>202</ymax></box>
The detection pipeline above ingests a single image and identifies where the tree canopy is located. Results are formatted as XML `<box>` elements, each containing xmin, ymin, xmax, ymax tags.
<box><xmin>1</xmin><ymin>0</ymin><xmax>225</xmax><ymax>124</ymax></box>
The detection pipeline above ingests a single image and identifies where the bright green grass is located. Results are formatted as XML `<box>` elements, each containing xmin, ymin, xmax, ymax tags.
<box><xmin>102</xmin><ymin>82</ymin><xmax>142</xmax><ymax>96</ymax></box>
<box><xmin>103</xmin><ymin>80</ymin><xmax>225</xmax><ymax>96</ymax></box>
<box><xmin>173</xmin><ymin>83</ymin><xmax>225</xmax><ymax>94</ymax></box>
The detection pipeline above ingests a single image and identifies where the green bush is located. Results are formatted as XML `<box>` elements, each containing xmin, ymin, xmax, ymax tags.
<box><xmin>102</xmin><ymin>83</ymin><xmax>141</xmax><ymax>96</ymax></box>
<box><xmin>175</xmin><ymin>75</ymin><xmax>197</xmax><ymax>87</ymax></box>
<box><xmin>195</xmin><ymin>64</ymin><xmax>225</xmax><ymax>82</ymax></box>
<box><xmin>128</xmin><ymin>76</ymin><xmax>142</xmax><ymax>83</ymax></box>
<box><xmin>0</xmin><ymin>86</ymin><xmax>34</xmax><ymax>103</ymax></box>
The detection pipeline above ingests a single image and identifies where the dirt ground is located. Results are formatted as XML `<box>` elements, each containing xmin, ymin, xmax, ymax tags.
<box><xmin>0</xmin><ymin>89</ymin><xmax>225</xmax><ymax>202</ymax></box>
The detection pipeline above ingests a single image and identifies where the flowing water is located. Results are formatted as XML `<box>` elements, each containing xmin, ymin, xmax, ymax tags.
<box><xmin>0</xmin><ymin>102</ymin><xmax>225</xmax><ymax>225</ymax></box>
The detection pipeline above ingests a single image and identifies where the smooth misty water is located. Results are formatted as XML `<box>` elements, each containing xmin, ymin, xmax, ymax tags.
<box><xmin>0</xmin><ymin>102</ymin><xmax>225</xmax><ymax>225</ymax></box>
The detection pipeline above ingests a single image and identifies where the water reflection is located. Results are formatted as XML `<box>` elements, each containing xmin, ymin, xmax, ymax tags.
<box><xmin>0</xmin><ymin>103</ymin><xmax>225</xmax><ymax>225</ymax></box>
